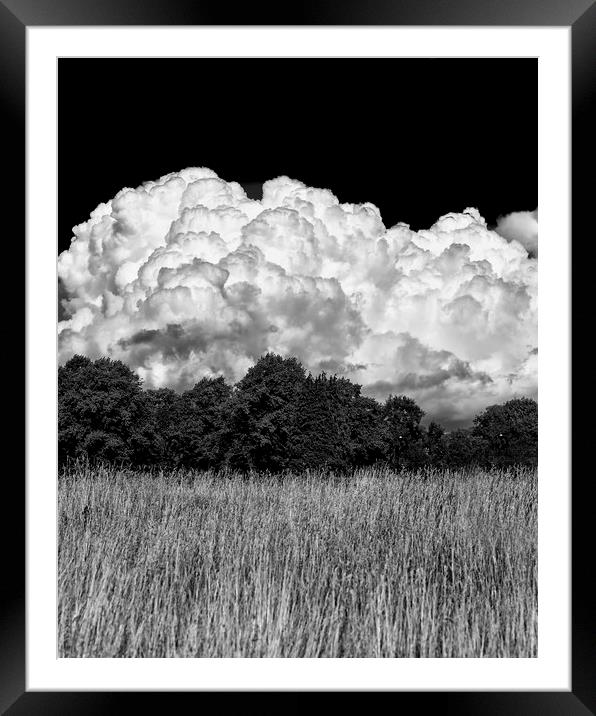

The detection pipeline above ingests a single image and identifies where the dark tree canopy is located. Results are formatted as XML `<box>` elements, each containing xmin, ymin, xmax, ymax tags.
<box><xmin>473</xmin><ymin>397</ymin><xmax>538</xmax><ymax>467</ymax></box>
<box><xmin>426</xmin><ymin>421</ymin><xmax>447</xmax><ymax>467</ymax></box>
<box><xmin>289</xmin><ymin>373</ymin><xmax>365</xmax><ymax>472</ymax></box>
<box><xmin>58</xmin><ymin>356</ymin><xmax>144</xmax><ymax>463</ymax></box>
<box><xmin>222</xmin><ymin>354</ymin><xmax>306</xmax><ymax>472</ymax></box>
<box><xmin>138</xmin><ymin>377</ymin><xmax>232</xmax><ymax>469</ymax></box>
<box><xmin>58</xmin><ymin>354</ymin><xmax>538</xmax><ymax>473</ymax></box>
<box><xmin>381</xmin><ymin>395</ymin><xmax>426</xmax><ymax>469</ymax></box>
<box><xmin>443</xmin><ymin>429</ymin><xmax>488</xmax><ymax>469</ymax></box>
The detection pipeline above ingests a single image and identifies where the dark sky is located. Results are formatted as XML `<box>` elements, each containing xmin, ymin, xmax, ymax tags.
<box><xmin>58</xmin><ymin>58</ymin><xmax>536</xmax><ymax>254</ymax></box>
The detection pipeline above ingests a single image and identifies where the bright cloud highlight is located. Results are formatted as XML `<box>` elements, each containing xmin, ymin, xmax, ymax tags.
<box><xmin>495</xmin><ymin>208</ymin><xmax>538</xmax><ymax>257</ymax></box>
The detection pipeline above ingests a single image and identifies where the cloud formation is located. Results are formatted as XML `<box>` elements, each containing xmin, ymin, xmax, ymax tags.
<box><xmin>495</xmin><ymin>209</ymin><xmax>538</xmax><ymax>257</ymax></box>
<box><xmin>58</xmin><ymin>167</ymin><xmax>537</xmax><ymax>427</ymax></box>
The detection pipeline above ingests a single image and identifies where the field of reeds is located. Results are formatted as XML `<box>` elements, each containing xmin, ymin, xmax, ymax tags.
<box><xmin>58</xmin><ymin>462</ymin><xmax>537</xmax><ymax>658</ymax></box>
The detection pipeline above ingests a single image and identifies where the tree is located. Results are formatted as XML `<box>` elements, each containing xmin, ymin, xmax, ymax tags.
<box><xmin>135</xmin><ymin>378</ymin><xmax>232</xmax><ymax>469</ymax></box>
<box><xmin>472</xmin><ymin>397</ymin><xmax>537</xmax><ymax>466</ymax></box>
<box><xmin>58</xmin><ymin>352</ymin><xmax>538</xmax><ymax>473</ymax></box>
<box><xmin>288</xmin><ymin>373</ymin><xmax>365</xmax><ymax>472</ymax></box>
<box><xmin>135</xmin><ymin>387</ymin><xmax>181</xmax><ymax>467</ymax></box>
<box><xmin>443</xmin><ymin>429</ymin><xmax>488</xmax><ymax>468</ymax></box>
<box><xmin>58</xmin><ymin>355</ymin><xmax>144</xmax><ymax>463</ymax></box>
<box><xmin>175</xmin><ymin>377</ymin><xmax>232</xmax><ymax>469</ymax></box>
<box><xmin>222</xmin><ymin>354</ymin><xmax>307</xmax><ymax>472</ymax></box>
<box><xmin>381</xmin><ymin>395</ymin><xmax>425</xmax><ymax>469</ymax></box>
<box><xmin>348</xmin><ymin>394</ymin><xmax>386</xmax><ymax>468</ymax></box>
<box><xmin>425</xmin><ymin>421</ymin><xmax>447</xmax><ymax>468</ymax></box>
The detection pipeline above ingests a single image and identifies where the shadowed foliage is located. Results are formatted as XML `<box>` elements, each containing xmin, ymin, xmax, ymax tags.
<box><xmin>58</xmin><ymin>353</ymin><xmax>537</xmax><ymax>472</ymax></box>
<box><xmin>58</xmin><ymin>355</ymin><xmax>144</xmax><ymax>464</ymax></box>
<box><xmin>473</xmin><ymin>397</ymin><xmax>538</xmax><ymax>467</ymax></box>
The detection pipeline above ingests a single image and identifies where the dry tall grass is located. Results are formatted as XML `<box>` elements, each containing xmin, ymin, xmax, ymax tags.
<box><xmin>58</xmin><ymin>463</ymin><xmax>537</xmax><ymax>657</ymax></box>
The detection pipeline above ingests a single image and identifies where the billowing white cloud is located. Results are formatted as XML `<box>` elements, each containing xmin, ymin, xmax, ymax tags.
<box><xmin>58</xmin><ymin>167</ymin><xmax>537</xmax><ymax>427</ymax></box>
<box><xmin>495</xmin><ymin>208</ymin><xmax>538</xmax><ymax>257</ymax></box>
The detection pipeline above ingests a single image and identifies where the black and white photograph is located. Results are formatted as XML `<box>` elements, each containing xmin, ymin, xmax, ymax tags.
<box><xmin>56</xmin><ymin>57</ymin><xmax>539</xmax><ymax>659</ymax></box>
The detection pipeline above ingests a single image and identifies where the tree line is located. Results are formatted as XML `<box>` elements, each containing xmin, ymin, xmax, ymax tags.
<box><xmin>59</xmin><ymin>354</ymin><xmax>538</xmax><ymax>472</ymax></box>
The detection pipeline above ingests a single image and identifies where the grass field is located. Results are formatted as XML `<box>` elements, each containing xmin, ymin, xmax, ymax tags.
<box><xmin>58</xmin><ymin>463</ymin><xmax>537</xmax><ymax>658</ymax></box>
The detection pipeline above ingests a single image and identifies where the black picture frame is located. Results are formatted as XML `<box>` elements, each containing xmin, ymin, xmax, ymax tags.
<box><xmin>5</xmin><ymin>0</ymin><xmax>593</xmax><ymax>712</ymax></box>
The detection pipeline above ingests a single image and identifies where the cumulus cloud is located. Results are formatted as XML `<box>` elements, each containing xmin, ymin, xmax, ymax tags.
<box><xmin>58</xmin><ymin>167</ymin><xmax>537</xmax><ymax>427</ymax></box>
<box><xmin>495</xmin><ymin>208</ymin><xmax>538</xmax><ymax>257</ymax></box>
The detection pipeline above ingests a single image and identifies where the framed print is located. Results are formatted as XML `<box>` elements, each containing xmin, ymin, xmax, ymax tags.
<box><xmin>4</xmin><ymin>0</ymin><xmax>593</xmax><ymax>712</ymax></box>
